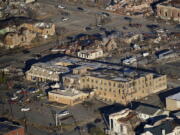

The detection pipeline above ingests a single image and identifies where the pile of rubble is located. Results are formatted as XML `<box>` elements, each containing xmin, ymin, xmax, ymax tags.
<box><xmin>53</xmin><ymin>32</ymin><xmax>118</xmax><ymax>58</ymax></box>
<box><xmin>106</xmin><ymin>0</ymin><xmax>158</xmax><ymax>16</ymax></box>
<box><xmin>0</xmin><ymin>17</ymin><xmax>56</xmax><ymax>48</ymax></box>
<box><xmin>0</xmin><ymin>0</ymin><xmax>36</xmax><ymax>20</ymax></box>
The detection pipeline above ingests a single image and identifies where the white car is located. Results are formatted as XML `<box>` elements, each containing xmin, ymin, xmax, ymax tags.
<box><xmin>62</xmin><ymin>18</ymin><xmax>69</xmax><ymax>22</ymax></box>
<box><xmin>11</xmin><ymin>96</ymin><xmax>18</xmax><ymax>101</ymax></box>
<box><xmin>21</xmin><ymin>108</ymin><xmax>30</xmax><ymax>112</ymax></box>
<box><xmin>58</xmin><ymin>5</ymin><xmax>65</xmax><ymax>9</ymax></box>
<box><xmin>16</xmin><ymin>90</ymin><xmax>22</xmax><ymax>94</ymax></box>
<box><xmin>37</xmin><ymin>94</ymin><xmax>43</xmax><ymax>98</ymax></box>
<box><xmin>58</xmin><ymin>110</ymin><xmax>70</xmax><ymax>117</ymax></box>
<box><xmin>51</xmin><ymin>83</ymin><xmax>60</xmax><ymax>89</ymax></box>
<box><xmin>31</xmin><ymin>89</ymin><xmax>40</xmax><ymax>94</ymax></box>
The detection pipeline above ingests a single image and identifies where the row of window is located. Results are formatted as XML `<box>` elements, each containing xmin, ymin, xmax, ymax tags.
<box><xmin>154</xmin><ymin>83</ymin><xmax>166</xmax><ymax>88</ymax></box>
<box><xmin>159</xmin><ymin>9</ymin><xmax>180</xmax><ymax>18</ymax></box>
<box><xmin>82</xmin><ymin>78</ymin><xmax>125</xmax><ymax>88</ymax></box>
<box><xmin>83</xmin><ymin>76</ymin><xmax>161</xmax><ymax>89</ymax></box>
<box><xmin>85</xmin><ymin>79</ymin><xmax>154</xmax><ymax>92</ymax></box>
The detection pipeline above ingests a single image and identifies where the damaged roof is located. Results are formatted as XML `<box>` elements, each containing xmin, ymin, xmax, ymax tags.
<box><xmin>0</xmin><ymin>16</ymin><xmax>36</xmax><ymax>29</ymax></box>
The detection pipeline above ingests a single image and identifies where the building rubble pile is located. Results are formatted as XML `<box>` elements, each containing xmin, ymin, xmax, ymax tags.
<box><xmin>54</xmin><ymin>32</ymin><xmax>118</xmax><ymax>57</ymax></box>
<box><xmin>106</xmin><ymin>0</ymin><xmax>158</xmax><ymax>16</ymax></box>
<box><xmin>0</xmin><ymin>18</ymin><xmax>55</xmax><ymax>48</ymax></box>
<box><xmin>0</xmin><ymin>0</ymin><xmax>36</xmax><ymax>20</ymax></box>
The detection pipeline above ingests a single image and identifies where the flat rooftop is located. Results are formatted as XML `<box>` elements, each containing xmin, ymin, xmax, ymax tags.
<box><xmin>167</xmin><ymin>92</ymin><xmax>180</xmax><ymax>101</ymax></box>
<box><xmin>0</xmin><ymin>121</ymin><xmax>23</xmax><ymax>134</ymax></box>
<box><xmin>135</xmin><ymin>105</ymin><xmax>161</xmax><ymax>115</ymax></box>
<box><xmin>30</xmin><ymin>56</ymin><xmax>108</xmax><ymax>71</ymax></box>
<box><xmin>87</xmin><ymin>68</ymin><xmax>152</xmax><ymax>82</ymax></box>
<box><xmin>88</xmin><ymin>68</ymin><xmax>130</xmax><ymax>82</ymax></box>
<box><xmin>48</xmin><ymin>56</ymin><xmax>107</xmax><ymax>68</ymax></box>
<box><xmin>49</xmin><ymin>89</ymin><xmax>87</xmax><ymax>97</ymax></box>
<box><xmin>28</xmin><ymin>56</ymin><xmax>162</xmax><ymax>81</ymax></box>
<box><xmin>30</xmin><ymin>63</ymin><xmax>70</xmax><ymax>74</ymax></box>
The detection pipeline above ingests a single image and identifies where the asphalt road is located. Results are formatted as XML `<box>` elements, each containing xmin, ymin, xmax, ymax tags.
<box><xmin>37</xmin><ymin>0</ymin><xmax>178</xmax><ymax>34</ymax></box>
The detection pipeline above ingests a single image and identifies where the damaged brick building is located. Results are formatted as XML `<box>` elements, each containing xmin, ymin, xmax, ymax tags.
<box><xmin>20</xmin><ymin>23</ymin><xmax>56</xmax><ymax>37</ymax></box>
<box><xmin>55</xmin><ymin>32</ymin><xmax>117</xmax><ymax>57</ymax></box>
<box><xmin>157</xmin><ymin>0</ymin><xmax>180</xmax><ymax>22</ymax></box>
<box><xmin>26</xmin><ymin>56</ymin><xmax>167</xmax><ymax>105</ymax></box>
<box><xmin>106</xmin><ymin>0</ymin><xmax>158</xmax><ymax>16</ymax></box>
<box><xmin>4</xmin><ymin>29</ymin><xmax>36</xmax><ymax>48</ymax></box>
<box><xmin>0</xmin><ymin>17</ymin><xmax>56</xmax><ymax>48</ymax></box>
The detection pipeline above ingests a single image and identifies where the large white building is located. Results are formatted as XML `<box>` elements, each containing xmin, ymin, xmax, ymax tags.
<box><xmin>48</xmin><ymin>88</ymin><xmax>93</xmax><ymax>106</ymax></box>
<box><xmin>26</xmin><ymin>63</ymin><xmax>70</xmax><ymax>82</ymax></box>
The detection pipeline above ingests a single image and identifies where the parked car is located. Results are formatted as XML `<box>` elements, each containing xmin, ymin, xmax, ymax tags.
<box><xmin>61</xmin><ymin>11</ymin><xmax>70</xmax><ymax>16</ymax></box>
<box><xmin>21</xmin><ymin>107</ymin><xmax>30</xmax><ymax>112</ymax></box>
<box><xmin>22</xmin><ymin>49</ymin><xmax>30</xmax><ymax>54</ymax></box>
<box><xmin>58</xmin><ymin>110</ymin><xmax>70</xmax><ymax>117</ymax></box>
<box><xmin>16</xmin><ymin>90</ymin><xmax>22</xmax><ymax>94</ymax></box>
<box><xmin>77</xmin><ymin>7</ymin><xmax>84</xmax><ymax>11</ymax></box>
<box><xmin>62</xmin><ymin>17</ymin><xmax>69</xmax><ymax>22</ymax></box>
<box><xmin>101</xmin><ymin>12</ymin><xmax>110</xmax><ymax>17</ymax></box>
<box><xmin>99</xmin><ymin>27</ymin><xmax>106</xmax><ymax>31</ymax></box>
<box><xmin>74</xmin><ymin>126</ymin><xmax>80</xmax><ymax>131</ymax></box>
<box><xmin>123</xmin><ymin>26</ymin><xmax>127</xmax><ymax>30</ymax></box>
<box><xmin>85</xmin><ymin>27</ymin><xmax>92</xmax><ymax>31</ymax></box>
<box><xmin>11</xmin><ymin>96</ymin><xmax>18</xmax><ymax>101</ymax></box>
<box><xmin>28</xmin><ymin>87</ymin><xmax>39</xmax><ymax>93</ymax></box>
<box><xmin>37</xmin><ymin>94</ymin><xmax>44</xmax><ymax>98</ymax></box>
<box><xmin>94</xmin><ymin>118</ymin><xmax>101</xmax><ymax>123</ymax></box>
<box><xmin>58</xmin><ymin>5</ymin><xmax>65</xmax><ymax>9</ymax></box>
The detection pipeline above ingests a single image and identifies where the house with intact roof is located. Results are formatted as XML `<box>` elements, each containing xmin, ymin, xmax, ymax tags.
<box><xmin>166</xmin><ymin>92</ymin><xmax>180</xmax><ymax>111</ymax></box>
<box><xmin>135</xmin><ymin>104</ymin><xmax>166</xmax><ymax>121</ymax></box>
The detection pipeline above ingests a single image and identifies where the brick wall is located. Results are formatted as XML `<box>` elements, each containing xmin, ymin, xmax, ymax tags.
<box><xmin>157</xmin><ymin>4</ymin><xmax>180</xmax><ymax>22</ymax></box>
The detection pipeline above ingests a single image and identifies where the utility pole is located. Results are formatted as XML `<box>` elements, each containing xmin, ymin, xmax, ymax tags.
<box><xmin>71</xmin><ymin>115</ymin><xmax>81</xmax><ymax>135</ymax></box>
<box><xmin>23</xmin><ymin>111</ymin><xmax>28</xmax><ymax>135</ymax></box>
<box><xmin>6</xmin><ymin>93</ymin><xmax>13</xmax><ymax>118</ymax></box>
<box><xmin>9</xmin><ymin>103</ymin><xmax>13</xmax><ymax>118</ymax></box>
<box><xmin>0</xmin><ymin>99</ymin><xmax>5</xmax><ymax>116</ymax></box>
<box><xmin>95</xmin><ymin>14</ymin><xmax>98</xmax><ymax>27</ymax></box>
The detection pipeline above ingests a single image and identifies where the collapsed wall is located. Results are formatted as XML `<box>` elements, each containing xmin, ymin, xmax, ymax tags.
<box><xmin>106</xmin><ymin>0</ymin><xmax>159</xmax><ymax>16</ymax></box>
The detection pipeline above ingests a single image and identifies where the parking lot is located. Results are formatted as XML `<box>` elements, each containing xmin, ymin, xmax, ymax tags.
<box><xmin>0</xmin><ymin>85</ymin><xmax>107</xmax><ymax>135</ymax></box>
